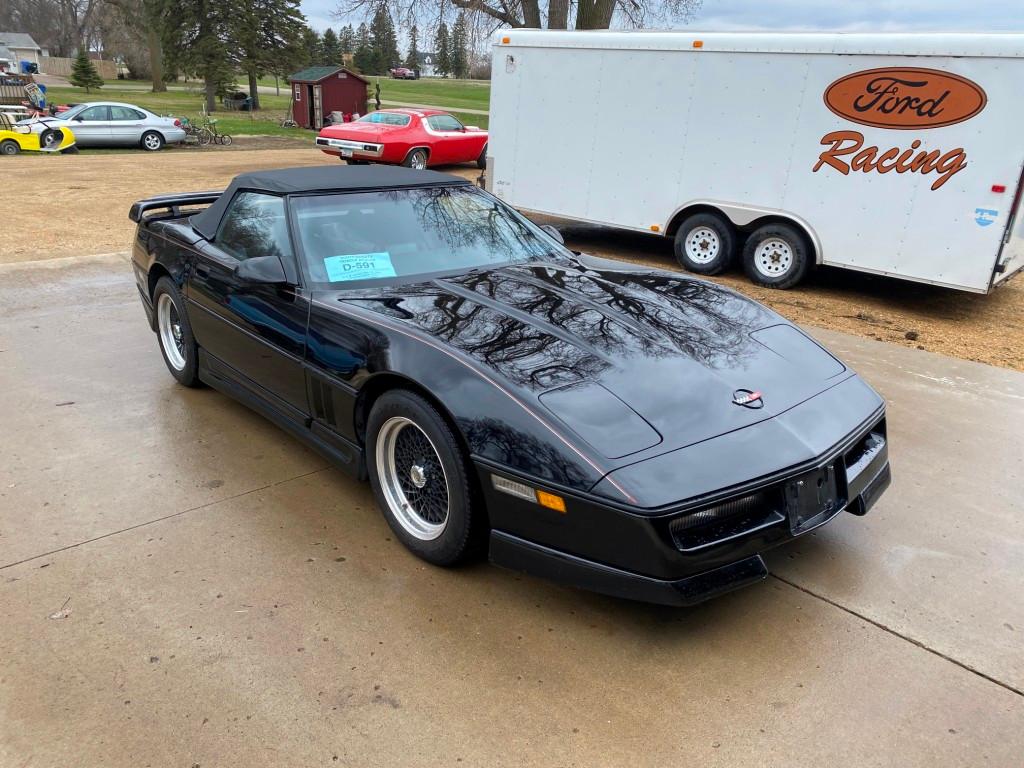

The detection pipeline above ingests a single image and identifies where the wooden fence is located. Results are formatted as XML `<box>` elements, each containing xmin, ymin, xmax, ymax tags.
<box><xmin>40</xmin><ymin>56</ymin><xmax>118</xmax><ymax>80</ymax></box>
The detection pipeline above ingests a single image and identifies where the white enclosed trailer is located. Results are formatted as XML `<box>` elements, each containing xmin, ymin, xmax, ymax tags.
<box><xmin>487</xmin><ymin>31</ymin><xmax>1024</xmax><ymax>292</ymax></box>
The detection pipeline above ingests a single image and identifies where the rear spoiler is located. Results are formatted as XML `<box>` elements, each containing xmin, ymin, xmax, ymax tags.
<box><xmin>128</xmin><ymin>191</ymin><xmax>223</xmax><ymax>223</ymax></box>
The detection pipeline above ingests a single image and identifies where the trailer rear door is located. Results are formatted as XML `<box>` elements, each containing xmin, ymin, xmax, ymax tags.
<box><xmin>992</xmin><ymin>166</ymin><xmax>1024</xmax><ymax>287</ymax></box>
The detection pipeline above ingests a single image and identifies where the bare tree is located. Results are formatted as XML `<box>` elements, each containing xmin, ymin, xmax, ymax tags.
<box><xmin>334</xmin><ymin>0</ymin><xmax>701</xmax><ymax>33</ymax></box>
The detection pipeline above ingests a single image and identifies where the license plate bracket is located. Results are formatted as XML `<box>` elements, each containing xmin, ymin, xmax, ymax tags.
<box><xmin>340</xmin><ymin>148</ymin><xmax>353</xmax><ymax>157</ymax></box>
<box><xmin>785</xmin><ymin>463</ymin><xmax>844</xmax><ymax>534</ymax></box>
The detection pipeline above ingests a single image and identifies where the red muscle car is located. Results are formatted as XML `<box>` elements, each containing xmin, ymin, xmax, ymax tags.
<box><xmin>315</xmin><ymin>109</ymin><xmax>488</xmax><ymax>170</ymax></box>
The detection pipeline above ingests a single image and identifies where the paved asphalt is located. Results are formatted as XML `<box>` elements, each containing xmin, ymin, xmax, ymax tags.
<box><xmin>1</xmin><ymin>253</ymin><xmax>1021</xmax><ymax>767</ymax></box>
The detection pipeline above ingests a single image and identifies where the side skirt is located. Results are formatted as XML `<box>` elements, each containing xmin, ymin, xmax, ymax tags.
<box><xmin>198</xmin><ymin>349</ymin><xmax>365</xmax><ymax>479</ymax></box>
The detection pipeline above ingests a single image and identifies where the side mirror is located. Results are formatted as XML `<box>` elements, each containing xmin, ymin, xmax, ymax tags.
<box><xmin>74</xmin><ymin>115</ymin><xmax>84</xmax><ymax>122</ymax></box>
<box><xmin>541</xmin><ymin>224</ymin><xmax>564</xmax><ymax>245</ymax></box>
<box><xmin>235</xmin><ymin>255</ymin><xmax>289</xmax><ymax>285</ymax></box>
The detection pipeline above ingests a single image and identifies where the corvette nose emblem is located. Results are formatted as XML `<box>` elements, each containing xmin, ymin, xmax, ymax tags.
<box><xmin>733</xmin><ymin>389</ymin><xmax>764</xmax><ymax>409</ymax></box>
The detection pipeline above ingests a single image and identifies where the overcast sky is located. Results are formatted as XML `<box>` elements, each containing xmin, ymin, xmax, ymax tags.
<box><xmin>304</xmin><ymin>0</ymin><xmax>1024</xmax><ymax>36</ymax></box>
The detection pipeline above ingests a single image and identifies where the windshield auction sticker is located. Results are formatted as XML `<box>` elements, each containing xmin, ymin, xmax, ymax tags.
<box><xmin>324</xmin><ymin>252</ymin><xmax>397</xmax><ymax>282</ymax></box>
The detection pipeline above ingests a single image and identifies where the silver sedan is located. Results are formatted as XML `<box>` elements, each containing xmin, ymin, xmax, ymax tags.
<box><xmin>37</xmin><ymin>101</ymin><xmax>188</xmax><ymax>150</ymax></box>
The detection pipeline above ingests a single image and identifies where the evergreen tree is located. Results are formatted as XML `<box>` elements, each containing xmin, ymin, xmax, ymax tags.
<box><xmin>352</xmin><ymin>22</ymin><xmax>373</xmax><ymax>73</ymax></box>
<box><xmin>159</xmin><ymin>0</ymin><xmax>237</xmax><ymax>113</ymax></box>
<box><xmin>404</xmin><ymin>24</ymin><xmax>419</xmax><ymax>70</ymax></box>
<box><xmin>434</xmin><ymin>22</ymin><xmax>451</xmax><ymax>77</ymax></box>
<box><xmin>70</xmin><ymin>48</ymin><xmax>105</xmax><ymax>92</ymax></box>
<box><xmin>302</xmin><ymin>26</ymin><xmax>322</xmax><ymax>64</ymax></box>
<box><xmin>339</xmin><ymin>25</ymin><xmax>354</xmax><ymax>55</ymax></box>
<box><xmin>369</xmin><ymin>1</ymin><xmax>400</xmax><ymax>74</ymax></box>
<box><xmin>234</xmin><ymin>0</ymin><xmax>305</xmax><ymax>110</ymax></box>
<box><xmin>450</xmin><ymin>12</ymin><xmax>467</xmax><ymax>79</ymax></box>
<box><xmin>320</xmin><ymin>27</ymin><xmax>341</xmax><ymax>64</ymax></box>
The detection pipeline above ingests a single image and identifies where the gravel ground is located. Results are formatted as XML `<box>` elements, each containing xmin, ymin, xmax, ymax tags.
<box><xmin>3</xmin><ymin>144</ymin><xmax>1021</xmax><ymax>371</ymax></box>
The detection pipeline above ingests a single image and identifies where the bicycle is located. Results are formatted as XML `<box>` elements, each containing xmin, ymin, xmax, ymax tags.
<box><xmin>200</xmin><ymin>116</ymin><xmax>232</xmax><ymax>146</ymax></box>
<box><xmin>179</xmin><ymin>116</ymin><xmax>212</xmax><ymax>146</ymax></box>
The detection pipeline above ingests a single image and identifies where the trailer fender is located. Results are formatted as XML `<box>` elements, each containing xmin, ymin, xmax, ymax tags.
<box><xmin>665</xmin><ymin>201</ymin><xmax>823</xmax><ymax>265</ymax></box>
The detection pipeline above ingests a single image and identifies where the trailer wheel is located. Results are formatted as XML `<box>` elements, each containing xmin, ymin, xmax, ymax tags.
<box><xmin>743</xmin><ymin>223</ymin><xmax>811</xmax><ymax>289</ymax></box>
<box><xmin>673</xmin><ymin>213</ymin><xmax>737</xmax><ymax>275</ymax></box>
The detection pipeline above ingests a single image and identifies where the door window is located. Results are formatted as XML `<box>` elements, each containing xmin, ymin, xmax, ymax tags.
<box><xmin>110</xmin><ymin>106</ymin><xmax>145</xmax><ymax>120</ymax></box>
<box><xmin>216</xmin><ymin>192</ymin><xmax>293</xmax><ymax>262</ymax></box>
<box><xmin>78</xmin><ymin>106</ymin><xmax>110</xmax><ymax>121</ymax></box>
<box><xmin>426</xmin><ymin>114</ymin><xmax>464</xmax><ymax>132</ymax></box>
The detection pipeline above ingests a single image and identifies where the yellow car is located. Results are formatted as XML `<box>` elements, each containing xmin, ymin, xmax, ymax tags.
<box><xmin>0</xmin><ymin>113</ymin><xmax>77</xmax><ymax>155</ymax></box>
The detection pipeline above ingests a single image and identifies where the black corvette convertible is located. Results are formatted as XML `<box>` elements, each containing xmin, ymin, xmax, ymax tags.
<box><xmin>128</xmin><ymin>166</ymin><xmax>890</xmax><ymax>606</ymax></box>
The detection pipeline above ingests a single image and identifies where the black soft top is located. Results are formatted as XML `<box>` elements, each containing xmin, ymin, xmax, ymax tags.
<box><xmin>192</xmin><ymin>165</ymin><xmax>470</xmax><ymax>239</ymax></box>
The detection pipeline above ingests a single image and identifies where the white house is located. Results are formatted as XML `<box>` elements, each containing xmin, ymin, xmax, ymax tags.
<box><xmin>0</xmin><ymin>32</ymin><xmax>45</xmax><ymax>67</ymax></box>
<box><xmin>416</xmin><ymin>52</ymin><xmax>437</xmax><ymax>78</ymax></box>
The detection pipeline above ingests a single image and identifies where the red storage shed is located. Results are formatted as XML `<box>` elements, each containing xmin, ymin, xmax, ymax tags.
<box><xmin>288</xmin><ymin>66</ymin><xmax>368</xmax><ymax>129</ymax></box>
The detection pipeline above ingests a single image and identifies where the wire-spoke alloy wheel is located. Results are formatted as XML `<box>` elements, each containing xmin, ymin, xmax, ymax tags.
<box><xmin>375</xmin><ymin>416</ymin><xmax>450</xmax><ymax>540</ymax></box>
<box><xmin>366</xmin><ymin>390</ymin><xmax>481</xmax><ymax>566</ymax></box>
<box><xmin>684</xmin><ymin>227</ymin><xmax>721</xmax><ymax>265</ymax></box>
<box><xmin>673</xmin><ymin>212</ymin><xmax>736</xmax><ymax>275</ymax></box>
<box><xmin>157</xmin><ymin>292</ymin><xmax>186</xmax><ymax>371</ymax></box>
<box><xmin>152</xmin><ymin>276</ymin><xmax>201</xmax><ymax>386</ymax></box>
<box><xmin>753</xmin><ymin>238</ymin><xmax>792</xmax><ymax>278</ymax></box>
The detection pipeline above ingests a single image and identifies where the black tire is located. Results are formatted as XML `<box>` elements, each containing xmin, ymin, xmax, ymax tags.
<box><xmin>673</xmin><ymin>212</ymin><xmax>737</xmax><ymax>275</ymax></box>
<box><xmin>61</xmin><ymin>144</ymin><xmax>80</xmax><ymax>154</ymax></box>
<box><xmin>345</xmin><ymin>158</ymin><xmax>369</xmax><ymax>165</ymax></box>
<box><xmin>220</xmin><ymin>134</ymin><xmax>232</xmax><ymax>147</ymax></box>
<box><xmin>402</xmin><ymin>148</ymin><xmax>428</xmax><ymax>170</ymax></box>
<box><xmin>366</xmin><ymin>390</ymin><xmax>481</xmax><ymax>566</ymax></box>
<box><xmin>40</xmin><ymin>128</ymin><xmax>62</xmax><ymax>150</ymax></box>
<box><xmin>742</xmin><ymin>222</ymin><xmax>812</xmax><ymax>289</ymax></box>
<box><xmin>141</xmin><ymin>130</ymin><xmax>164</xmax><ymax>151</ymax></box>
<box><xmin>476</xmin><ymin>144</ymin><xmax>487</xmax><ymax>170</ymax></box>
<box><xmin>152</xmin><ymin>276</ymin><xmax>201</xmax><ymax>386</ymax></box>
<box><xmin>0</xmin><ymin>140</ymin><xmax>20</xmax><ymax>155</ymax></box>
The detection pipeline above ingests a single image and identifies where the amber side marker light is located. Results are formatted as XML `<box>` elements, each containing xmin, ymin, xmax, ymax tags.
<box><xmin>501</xmin><ymin>36</ymin><xmax>510</xmax><ymax>44</ymax></box>
<box><xmin>536</xmin><ymin>490</ymin><xmax>567</xmax><ymax>513</ymax></box>
<box><xmin>492</xmin><ymin>475</ymin><xmax>567</xmax><ymax>513</ymax></box>
<box><xmin>650</xmin><ymin>224</ymin><xmax>661</xmax><ymax>232</ymax></box>
<box><xmin>692</xmin><ymin>40</ymin><xmax>704</xmax><ymax>49</ymax></box>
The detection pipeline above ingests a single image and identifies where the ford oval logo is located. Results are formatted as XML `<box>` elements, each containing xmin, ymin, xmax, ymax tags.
<box><xmin>823</xmin><ymin>67</ymin><xmax>987</xmax><ymax>130</ymax></box>
<box><xmin>733</xmin><ymin>389</ymin><xmax>764</xmax><ymax>409</ymax></box>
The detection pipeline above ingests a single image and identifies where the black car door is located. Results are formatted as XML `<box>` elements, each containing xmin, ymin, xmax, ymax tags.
<box><xmin>185</xmin><ymin>191</ymin><xmax>310</xmax><ymax>417</ymax></box>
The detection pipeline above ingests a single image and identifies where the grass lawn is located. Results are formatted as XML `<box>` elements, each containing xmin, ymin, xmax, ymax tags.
<box><xmin>43</xmin><ymin>85</ymin><xmax>312</xmax><ymax>139</ymax></box>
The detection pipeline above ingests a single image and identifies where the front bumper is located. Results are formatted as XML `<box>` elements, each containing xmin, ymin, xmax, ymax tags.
<box><xmin>484</xmin><ymin>412</ymin><xmax>890</xmax><ymax>606</ymax></box>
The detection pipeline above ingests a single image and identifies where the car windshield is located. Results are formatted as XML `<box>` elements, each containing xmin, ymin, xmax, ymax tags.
<box><xmin>356</xmin><ymin>112</ymin><xmax>410</xmax><ymax>126</ymax></box>
<box><xmin>292</xmin><ymin>186</ymin><xmax>563</xmax><ymax>286</ymax></box>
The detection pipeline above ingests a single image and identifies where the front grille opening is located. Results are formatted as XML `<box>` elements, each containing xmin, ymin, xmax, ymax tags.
<box><xmin>669</xmin><ymin>489</ymin><xmax>785</xmax><ymax>552</ymax></box>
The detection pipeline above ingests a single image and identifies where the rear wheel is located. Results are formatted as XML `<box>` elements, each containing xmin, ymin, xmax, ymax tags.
<box><xmin>141</xmin><ymin>131</ymin><xmax>164</xmax><ymax>151</ymax></box>
<box><xmin>367</xmin><ymin>390</ymin><xmax>480</xmax><ymax>566</ymax></box>
<box><xmin>0</xmin><ymin>140</ymin><xmax>20</xmax><ymax>155</ymax></box>
<box><xmin>153</xmin><ymin>277</ymin><xmax>200</xmax><ymax>386</ymax></box>
<box><xmin>402</xmin><ymin>148</ymin><xmax>428</xmax><ymax>170</ymax></box>
<box><xmin>220</xmin><ymin>134</ymin><xmax>232</xmax><ymax>147</ymax></box>
<box><xmin>673</xmin><ymin>212</ymin><xmax>737</xmax><ymax>275</ymax></box>
<box><xmin>197</xmin><ymin>128</ymin><xmax>213</xmax><ymax>146</ymax></box>
<box><xmin>742</xmin><ymin>222</ymin><xmax>811</xmax><ymax>289</ymax></box>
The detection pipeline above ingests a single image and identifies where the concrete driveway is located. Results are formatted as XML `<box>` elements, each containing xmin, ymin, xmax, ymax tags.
<box><xmin>1</xmin><ymin>254</ymin><xmax>1022</xmax><ymax>767</ymax></box>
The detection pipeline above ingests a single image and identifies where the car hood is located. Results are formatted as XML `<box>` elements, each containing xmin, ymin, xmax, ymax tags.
<box><xmin>322</xmin><ymin>254</ymin><xmax>852</xmax><ymax>460</ymax></box>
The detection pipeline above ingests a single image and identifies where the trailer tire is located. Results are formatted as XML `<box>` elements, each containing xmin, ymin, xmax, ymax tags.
<box><xmin>673</xmin><ymin>213</ymin><xmax>737</xmax><ymax>275</ymax></box>
<box><xmin>743</xmin><ymin>223</ymin><xmax>811</xmax><ymax>289</ymax></box>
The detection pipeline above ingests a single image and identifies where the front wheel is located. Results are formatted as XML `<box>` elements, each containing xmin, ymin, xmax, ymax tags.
<box><xmin>742</xmin><ymin>223</ymin><xmax>811</xmax><ymax>289</ymax></box>
<box><xmin>220</xmin><ymin>134</ymin><xmax>232</xmax><ymax>147</ymax></box>
<box><xmin>673</xmin><ymin>212</ymin><xmax>737</xmax><ymax>275</ymax></box>
<box><xmin>366</xmin><ymin>390</ymin><xmax>481</xmax><ymax>566</ymax></box>
<box><xmin>141</xmin><ymin>131</ymin><xmax>164</xmax><ymax>151</ymax></box>
<box><xmin>152</xmin><ymin>277</ymin><xmax>201</xmax><ymax>386</ymax></box>
<box><xmin>402</xmin><ymin>148</ymin><xmax>428</xmax><ymax>170</ymax></box>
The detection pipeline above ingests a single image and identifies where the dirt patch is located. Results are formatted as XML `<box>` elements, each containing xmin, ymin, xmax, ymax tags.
<box><xmin>1</xmin><ymin>147</ymin><xmax>1020</xmax><ymax>372</ymax></box>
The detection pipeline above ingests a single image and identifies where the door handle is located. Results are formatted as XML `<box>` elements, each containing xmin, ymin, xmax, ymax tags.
<box><xmin>195</xmin><ymin>265</ymin><xmax>210</xmax><ymax>279</ymax></box>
